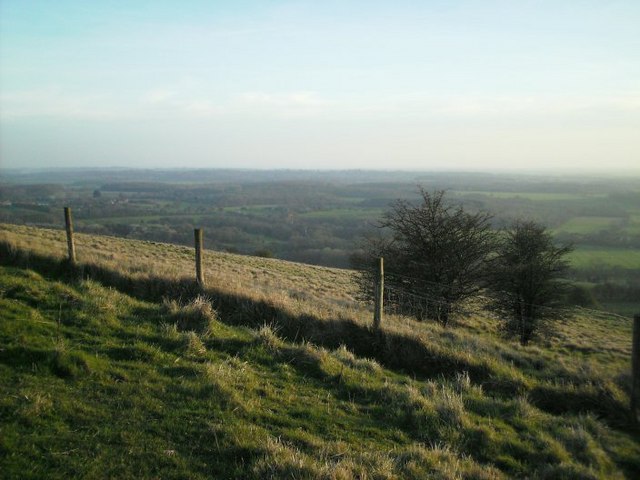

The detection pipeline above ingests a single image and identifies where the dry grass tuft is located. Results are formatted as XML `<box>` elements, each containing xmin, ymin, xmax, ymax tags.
<box><xmin>163</xmin><ymin>295</ymin><xmax>217</xmax><ymax>335</ymax></box>
<box><xmin>159</xmin><ymin>321</ymin><xmax>180</xmax><ymax>339</ymax></box>
<box><xmin>255</xmin><ymin>323</ymin><xmax>284</xmax><ymax>351</ymax></box>
<box><xmin>333</xmin><ymin>344</ymin><xmax>381</xmax><ymax>373</ymax></box>
<box><xmin>19</xmin><ymin>390</ymin><xmax>53</xmax><ymax>418</ymax></box>
<box><xmin>184</xmin><ymin>331</ymin><xmax>207</xmax><ymax>356</ymax></box>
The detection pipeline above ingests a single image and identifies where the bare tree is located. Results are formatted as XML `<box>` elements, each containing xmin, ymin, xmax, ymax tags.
<box><xmin>488</xmin><ymin>220</ymin><xmax>572</xmax><ymax>345</ymax></box>
<box><xmin>353</xmin><ymin>188</ymin><xmax>494</xmax><ymax>326</ymax></box>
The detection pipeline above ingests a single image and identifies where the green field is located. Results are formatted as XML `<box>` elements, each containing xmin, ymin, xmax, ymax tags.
<box><xmin>568</xmin><ymin>247</ymin><xmax>640</xmax><ymax>269</ymax></box>
<box><xmin>299</xmin><ymin>207</ymin><xmax>384</xmax><ymax>220</ymax></box>
<box><xmin>456</xmin><ymin>191</ymin><xmax>607</xmax><ymax>201</ymax></box>
<box><xmin>627</xmin><ymin>215</ymin><xmax>640</xmax><ymax>235</ymax></box>
<box><xmin>80</xmin><ymin>213</ymin><xmax>210</xmax><ymax>224</ymax></box>
<box><xmin>557</xmin><ymin>216</ymin><xmax>625</xmax><ymax>234</ymax></box>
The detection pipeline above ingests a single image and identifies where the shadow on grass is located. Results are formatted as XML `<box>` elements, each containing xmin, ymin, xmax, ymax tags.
<box><xmin>0</xmin><ymin>345</ymin><xmax>90</xmax><ymax>380</ymax></box>
<box><xmin>0</xmin><ymin>345</ymin><xmax>52</xmax><ymax>371</ymax></box>
<box><xmin>1</xmin><ymin>241</ymin><xmax>634</xmax><ymax>430</ymax></box>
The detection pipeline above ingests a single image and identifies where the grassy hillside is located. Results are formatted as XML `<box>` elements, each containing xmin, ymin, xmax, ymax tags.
<box><xmin>1</xmin><ymin>223</ymin><xmax>640</xmax><ymax>478</ymax></box>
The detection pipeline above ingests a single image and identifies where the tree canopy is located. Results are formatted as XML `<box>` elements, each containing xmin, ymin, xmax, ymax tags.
<box><xmin>488</xmin><ymin>221</ymin><xmax>573</xmax><ymax>345</ymax></box>
<box><xmin>354</xmin><ymin>189</ymin><xmax>494</xmax><ymax>326</ymax></box>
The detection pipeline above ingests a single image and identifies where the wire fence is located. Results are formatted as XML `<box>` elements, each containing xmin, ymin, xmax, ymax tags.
<box><xmin>57</xmin><ymin>206</ymin><xmax>637</xmax><ymax>324</ymax></box>
<box><xmin>368</xmin><ymin>268</ymin><xmax>635</xmax><ymax>323</ymax></box>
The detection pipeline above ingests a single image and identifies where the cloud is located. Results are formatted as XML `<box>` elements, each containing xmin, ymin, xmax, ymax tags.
<box><xmin>0</xmin><ymin>89</ymin><xmax>124</xmax><ymax>119</ymax></box>
<box><xmin>3</xmin><ymin>85</ymin><xmax>638</xmax><ymax>127</ymax></box>
<box><xmin>139</xmin><ymin>86</ymin><xmax>220</xmax><ymax>118</ymax></box>
<box><xmin>315</xmin><ymin>92</ymin><xmax>640</xmax><ymax>124</ymax></box>
<box><xmin>240</xmin><ymin>91</ymin><xmax>327</xmax><ymax>107</ymax></box>
<box><xmin>142</xmin><ymin>88</ymin><xmax>176</xmax><ymax>104</ymax></box>
<box><xmin>429</xmin><ymin>94</ymin><xmax>640</xmax><ymax>117</ymax></box>
<box><xmin>0</xmin><ymin>86</ymin><xmax>223</xmax><ymax>120</ymax></box>
<box><xmin>237</xmin><ymin>91</ymin><xmax>331</xmax><ymax>118</ymax></box>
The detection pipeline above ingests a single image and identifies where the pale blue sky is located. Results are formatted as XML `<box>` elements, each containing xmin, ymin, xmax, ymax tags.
<box><xmin>1</xmin><ymin>0</ymin><xmax>639</xmax><ymax>172</ymax></box>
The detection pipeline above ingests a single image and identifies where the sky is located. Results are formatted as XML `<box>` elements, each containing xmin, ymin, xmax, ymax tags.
<box><xmin>1</xmin><ymin>0</ymin><xmax>639</xmax><ymax>173</ymax></box>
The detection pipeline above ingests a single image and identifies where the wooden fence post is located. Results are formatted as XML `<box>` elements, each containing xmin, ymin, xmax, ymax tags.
<box><xmin>373</xmin><ymin>257</ymin><xmax>384</xmax><ymax>329</ymax></box>
<box><xmin>194</xmin><ymin>228</ymin><xmax>205</xmax><ymax>287</ymax></box>
<box><xmin>632</xmin><ymin>314</ymin><xmax>640</xmax><ymax>424</ymax></box>
<box><xmin>63</xmin><ymin>207</ymin><xmax>76</xmax><ymax>265</ymax></box>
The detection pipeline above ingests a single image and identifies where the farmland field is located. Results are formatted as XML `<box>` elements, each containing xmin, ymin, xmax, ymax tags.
<box><xmin>556</xmin><ymin>216</ymin><xmax>625</xmax><ymax>234</ymax></box>
<box><xmin>298</xmin><ymin>207</ymin><xmax>384</xmax><ymax>220</ymax></box>
<box><xmin>567</xmin><ymin>247</ymin><xmax>640</xmax><ymax>270</ymax></box>
<box><xmin>455</xmin><ymin>191</ymin><xmax>608</xmax><ymax>201</ymax></box>
<box><xmin>628</xmin><ymin>215</ymin><xmax>640</xmax><ymax>235</ymax></box>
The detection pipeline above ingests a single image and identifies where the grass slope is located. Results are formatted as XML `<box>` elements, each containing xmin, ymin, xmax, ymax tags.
<box><xmin>0</xmin><ymin>223</ymin><xmax>357</xmax><ymax>309</ymax></box>
<box><xmin>1</xmin><ymin>223</ymin><xmax>640</xmax><ymax>478</ymax></box>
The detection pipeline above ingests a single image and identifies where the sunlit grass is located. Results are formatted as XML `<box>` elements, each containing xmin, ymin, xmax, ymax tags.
<box><xmin>1</xmin><ymin>223</ymin><xmax>639</xmax><ymax>478</ymax></box>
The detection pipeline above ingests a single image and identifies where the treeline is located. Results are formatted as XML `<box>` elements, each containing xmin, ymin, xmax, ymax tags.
<box><xmin>81</xmin><ymin>210</ymin><xmax>364</xmax><ymax>267</ymax></box>
<box><xmin>573</xmin><ymin>266</ymin><xmax>640</xmax><ymax>304</ymax></box>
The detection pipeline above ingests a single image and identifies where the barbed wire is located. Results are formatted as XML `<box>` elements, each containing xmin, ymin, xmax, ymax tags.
<box><xmin>361</xmin><ymin>268</ymin><xmax>633</xmax><ymax>321</ymax></box>
<box><xmin>572</xmin><ymin>305</ymin><xmax>632</xmax><ymax>322</ymax></box>
<box><xmin>383</xmin><ymin>284</ymin><xmax>480</xmax><ymax>319</ymax></box>
<box><xmin>385</xmin><ymin>276</ymin><xmax>568</xmax><ymax>318</ymax></box>
<box><xmin>384</xmin><ymin>271</ymin><xmax>464</xmax><ymax>289</ymax></box>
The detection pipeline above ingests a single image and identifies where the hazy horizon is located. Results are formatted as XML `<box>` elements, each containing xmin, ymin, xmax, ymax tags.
<box><xmin>3</xmin><ymin>166</ymin><xmax>640</xmax><ymax>183</ymax></box>
<box><xmin>2</xmin><ymin>163</ymin><xmax>640</xmax><ymax>179</ymax></box>
<box><xmin>1</xmin><ymin>1</ymin><xmax>639</xmax><ymax>173</ymax></box>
